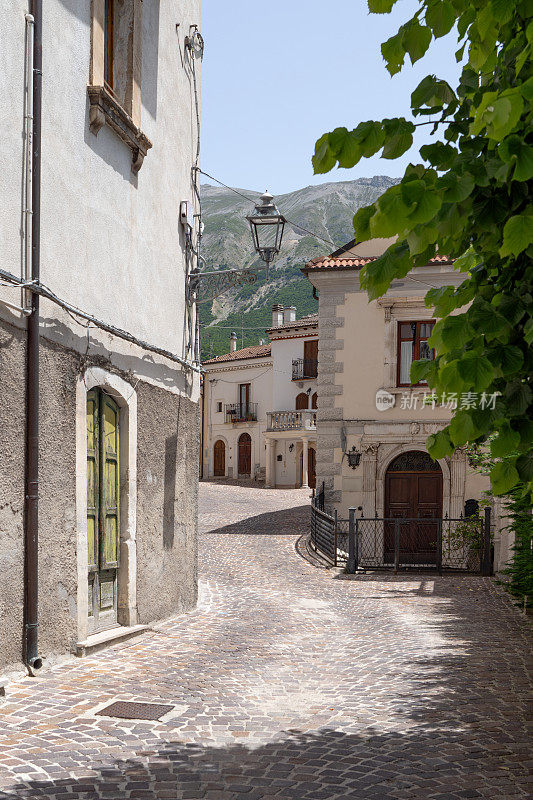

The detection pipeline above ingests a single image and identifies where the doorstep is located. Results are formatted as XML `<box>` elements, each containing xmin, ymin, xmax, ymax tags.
<box><xmin>76</xmin><ymin>624</ymin><xmax>149</xmax><ymax>657</ymax></box>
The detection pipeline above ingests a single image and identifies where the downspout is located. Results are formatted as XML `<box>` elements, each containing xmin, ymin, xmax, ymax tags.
<box><xmin>24</xmin><ymin>0</ymin><xmax>42</xmax><ymax>673</ymax></box>
<box><xmin>199</xmin><ymin>376</ymin><xmax>205</xmax><ymax>479</ymax></box>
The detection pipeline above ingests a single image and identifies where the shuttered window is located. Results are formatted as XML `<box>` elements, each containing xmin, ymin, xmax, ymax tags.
<box><xmin>87</xmin><ymin>389</ymin><xmax>120</xmax><ymax>571</ymax></box>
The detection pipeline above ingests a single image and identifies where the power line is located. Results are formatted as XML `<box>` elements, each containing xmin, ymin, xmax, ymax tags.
<box><xmin>195</xmin><ymin>167</ymin><xmax>338</xmax><ymax>249</ymax></box>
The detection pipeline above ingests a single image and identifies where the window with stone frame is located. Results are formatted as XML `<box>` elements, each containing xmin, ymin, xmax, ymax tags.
<box><xmin>88</xmin><ymin>0</ymin><xmax>152</xmax><ymax>173</ymax></box>
<box><xmin>397</xmin><ymin>321</ymin><xmax>435</xmax><ymax>386</ymax></box>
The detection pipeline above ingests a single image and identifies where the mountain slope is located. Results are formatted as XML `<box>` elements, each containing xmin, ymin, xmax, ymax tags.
<box><xmin>199</xmin><ymin>177</ymin><xmax>396</xmax><ymax>359</ymax></box>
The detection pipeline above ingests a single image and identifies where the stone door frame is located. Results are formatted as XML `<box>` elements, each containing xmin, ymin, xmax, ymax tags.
<box><xmin>76</xmin><ymin>368</ymin><xmax>138</xmax><ymax>644</ymax></box>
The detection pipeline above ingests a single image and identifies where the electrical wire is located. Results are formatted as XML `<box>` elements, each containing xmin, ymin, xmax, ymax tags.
<box><xmin>195</xmin><ymin>167</ymin><xmax>339</xmax><ymax>249</ymax></box>
<box><xmin>0</xmin><ymin>267</ymin><xmax>202</xmax><ymax>374</ymax></box>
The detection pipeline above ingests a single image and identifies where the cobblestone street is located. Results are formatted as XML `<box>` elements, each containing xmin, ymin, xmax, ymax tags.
<box><xmin>0</xmin><ymin>481</ymin><xmax>531</xmax><ymax>799</ymax></box>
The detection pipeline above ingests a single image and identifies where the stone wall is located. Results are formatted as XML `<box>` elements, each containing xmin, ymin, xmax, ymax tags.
<box><xmin>0</xmin><ymin>318</ymin><xmax>199</xmax><ymax>677</ymax></box>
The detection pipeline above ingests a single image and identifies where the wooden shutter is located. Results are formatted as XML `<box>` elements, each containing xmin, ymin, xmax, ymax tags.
<box><xmin>100</xmin><ymin>393</ymin><xmax>120</xmax><ymax>569</ymax></box>
<box><xmin>86</xmin><ymin>390</ymin><xmax>99</xmax><ymax>572</ymax></box>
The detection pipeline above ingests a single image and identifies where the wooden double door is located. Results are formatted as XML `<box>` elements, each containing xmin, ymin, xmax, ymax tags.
<box><xmin>214</xmin><ymin>440</ymin><xmax>225</xmax><ymax>476</ymax></box>
<box><xmin>87</xmin><ymin>389</ymin><xmax>120</xmax><ymax>632</ymax></box>
<box><xmin>384</xmin><ymin>451</ymin><xmax>442</xmax><ymax>564</ymax></box>
<box><xmin>238</xmin><ymin>433</ymin><xmax>251</xmax><ymax>475</ymax></box>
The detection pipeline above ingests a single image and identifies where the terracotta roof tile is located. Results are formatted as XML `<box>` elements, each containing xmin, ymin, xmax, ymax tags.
<box><xmin>203</xmin><ymin>344</ymin><xmax>271</xmax><ymax>365</ymax></box>
<box><xmin>304</xmin><ymin>253</ymin><xmax>453</xmax><ymax>271</ymax></box>
<box><xmin>267</xmin><ymin>312</ymin><xmax>318</xmax><ymax>333</ymax></box>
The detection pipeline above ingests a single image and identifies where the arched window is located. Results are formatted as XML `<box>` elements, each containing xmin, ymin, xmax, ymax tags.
<box><xmin>311</xmin><ymin>392</ymin><xmax>318</xmax><ymax>409</ymax></box>
<box><xmin>296</xmin><ymin>392</ymin><xmax>308</xmax><ymax>410</ymax></box>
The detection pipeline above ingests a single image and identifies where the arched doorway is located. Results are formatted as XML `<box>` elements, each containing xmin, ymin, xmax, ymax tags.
<box><xmin>238</xmin><ymin>432</ymin><xmax>251</xmax><ymax>475</ymax></box>
<box><xmin>296</xmin><ymin>392</ymin><xmax>308</xmax><ymax>410</ymax></box>
<box><xmin>213</xmin><ymin>440</ymin><xmax>225</xmax><ymax>476</ymax></box>
<box><xmin>385</xmin><ymin>450</ymin><xmax>443</xmax><ymax>564</ymax></box>
<box><xmin>87</xmin><ymin>388</ymin><xmax>120</xmax><ymax>632</ymax></box>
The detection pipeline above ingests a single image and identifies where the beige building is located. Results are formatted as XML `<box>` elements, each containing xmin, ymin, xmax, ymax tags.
<box><xmin>202</xmin><ymin>305</ymin><xmax>318</xmax><ymax>488</ymax></box>
<box><xmin>304</xmin><ymin>239</ymin><xmax>513</xmax><ymax>572</ymax></box>
<box><xmin>0</xmin><ymin>1</ymin><xmax>201</xmax><ymax>680</ymax></box>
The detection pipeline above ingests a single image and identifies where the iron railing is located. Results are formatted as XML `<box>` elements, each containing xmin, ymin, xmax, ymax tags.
<box><xmin>310</xmin><ymin>504</ymin><xmax>493</xmax><ymax>574</ymax></box>
<box><xmin>292</xmin><ymin>358</ymin><xmax>318</xmax><ymax>380</ymax></box>
<box><xmin>225</xmin><ymin>402</ymin><xmax>258</xmax><ymax>423</ymax></box>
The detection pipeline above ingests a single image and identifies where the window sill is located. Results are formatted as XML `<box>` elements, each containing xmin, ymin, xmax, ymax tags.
<box><xmin>87</xmin><ymin>85</ymin><xmax>152</xmax><ymax>173</ymax></box>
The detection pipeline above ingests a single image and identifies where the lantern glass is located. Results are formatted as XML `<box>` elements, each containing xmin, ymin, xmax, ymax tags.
<box><xmin>246</xmin><ymin>191</ymin><xmax>286</xmax><ymax>266</ymax></box>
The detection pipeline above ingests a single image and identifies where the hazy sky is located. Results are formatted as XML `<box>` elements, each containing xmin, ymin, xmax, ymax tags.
<box><xmin>201</xmin><ymin>0</ymin><xmax>460</xmax><ymax>196</ymax></box>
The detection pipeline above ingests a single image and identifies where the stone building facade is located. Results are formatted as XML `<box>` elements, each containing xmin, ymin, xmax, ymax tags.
<box><xmin>202</xmin><ymin>306</ymin><xmax>318</xmax><ymax>489</ymax></box>
<box><xmin>0</xmin><ymin>1</ymin><xmax>201</xmax><ymax>680</ymax></box>
<box><xmin>304</xmin><ymin>239</ymin><xmax>513</xmax><ymax>572</ymax></box>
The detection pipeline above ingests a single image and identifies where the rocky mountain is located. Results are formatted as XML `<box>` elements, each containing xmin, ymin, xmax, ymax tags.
<box><xmin>199</xmin><ymin>176</ymin><xmax>397</xmax><ymax>359</ymax></box>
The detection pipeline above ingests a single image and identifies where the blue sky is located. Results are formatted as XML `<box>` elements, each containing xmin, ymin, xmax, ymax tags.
<box><xmin>201</xmin><ymin>0</ymin><xmax>460</xmax><ymax>195</ymax></box>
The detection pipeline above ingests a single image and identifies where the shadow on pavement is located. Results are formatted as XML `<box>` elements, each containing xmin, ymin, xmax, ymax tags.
<box><xmin>5</xmin><ymin>722</ymin><xmax>529</xmax><ymax>799</ymax></box>
<box><xmin>200</xmin><ymin>505</ymin><xmax>310</xmax><ymax>536</ymax></box>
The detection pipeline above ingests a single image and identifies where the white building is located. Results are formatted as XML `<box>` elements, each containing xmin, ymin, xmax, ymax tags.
<box><xmin>0</xmin><ymin>1</ymin><xmax>201</xmax><ymax>678</ymax></box>
<box><xmin>304</xmin><ymin>239</ymin><xmax>512</xmax><ymax>573</ymax></box>
<box><xmin>201</xmin><ymin>305</ymin><xmax>318</xmax><ymax>489</ymax></box>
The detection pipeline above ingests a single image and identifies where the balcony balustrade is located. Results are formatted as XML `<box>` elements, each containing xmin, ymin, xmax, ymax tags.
<box><xmin>267</xmin><ymin>409</ymin><xmax>317</xmax><ymax>431</ymax></box>
<box><xmin>292</xmin><ymin>358</ymin><xmax>318</xmax><ymax>380</ymax></box>
<box><xmin>225</xmin><ymin>402</ymin><xmax>258</xmax><ymax>423</ymax></box>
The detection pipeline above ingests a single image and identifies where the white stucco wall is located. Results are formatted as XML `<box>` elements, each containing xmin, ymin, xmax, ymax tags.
<box><xmin>1</xmin><ymin>0</ymin><xmax>200</xmax><ymax>397</ymax></box>
<box><xmin>203</xmin><ymin>358</ymin><xmax>273</xmax><ymax>478</ymax></box>
<box><xmin>270</xmin><ymin>330</ymin><xmax>318</xmax><ymax>411</ymax></box>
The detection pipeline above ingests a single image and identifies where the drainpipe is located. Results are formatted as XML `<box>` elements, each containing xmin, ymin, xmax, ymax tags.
<box><xmin>24</xmin><ymin>0</ymin><xmax>42</xmax><ymax>673</ymax></box>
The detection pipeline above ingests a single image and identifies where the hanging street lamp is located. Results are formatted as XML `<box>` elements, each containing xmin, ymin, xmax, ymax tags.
<box><xmin>246</xmin><ymin>191</ymin><xmax>286</xmax><ymax>278</ymax></box>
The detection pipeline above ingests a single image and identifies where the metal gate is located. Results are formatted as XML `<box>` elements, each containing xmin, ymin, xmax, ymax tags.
<box><xmin>310</xmin><ymin>501</ymin><xmax>493</xmax><ymax>575</ymax></box>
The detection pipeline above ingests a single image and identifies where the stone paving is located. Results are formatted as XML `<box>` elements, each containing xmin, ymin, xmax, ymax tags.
<box><xmin>0</xmin><ymin>481</ymin><xmax>531</xmax><ymax>800</ymax></box>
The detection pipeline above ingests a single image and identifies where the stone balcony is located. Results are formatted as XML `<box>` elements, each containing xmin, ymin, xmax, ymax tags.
<box><xmin>266</xmin><ymin>410</ymin><xmax>317</xmax><ymax>432</ymax></box>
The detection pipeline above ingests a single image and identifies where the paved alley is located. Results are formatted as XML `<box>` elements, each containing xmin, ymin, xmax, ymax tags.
<box><xmin>0</xmin><ymin>481</ymin><xmax>531</xmax><ymax>799</ymax></box>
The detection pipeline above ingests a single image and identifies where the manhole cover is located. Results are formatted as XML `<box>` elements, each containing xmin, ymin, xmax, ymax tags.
<box><xmin>96</xmin><ymin>701</ymin><xmax>174</xmax><ymax>721</ymax></box>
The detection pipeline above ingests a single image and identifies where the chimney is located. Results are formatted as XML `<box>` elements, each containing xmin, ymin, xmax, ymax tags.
<box><xmin>230</xmin><ymin>332</ymin><xmax>237</xmax><ymax>352</ymax></box>
<box><xmin>283</xmin><ymin>306</ymin><xmax>296</xmax><ymax>324</ymax></box>
<box><xmin>271</xmin><ymin>304</ymin><xmax>284</xmax><ymax>328</ymax></box>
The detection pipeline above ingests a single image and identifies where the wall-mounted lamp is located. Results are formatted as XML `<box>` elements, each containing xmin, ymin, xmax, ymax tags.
<box><xmin>346</xmin><ymin>446</ymin><xmax>361</xmax><ymax>469</ymax></box>
<box><xmin>306</xmin><ymin>387</ymin><xmax>312</xmax><ymax>396</ymax></box>
<box><xmin>289</xmin><ymin>443</ymin><xmax>294</xmax><ymax>452</ymax></box>
<box><xmin>246</xmin><ymin>191</ymin><xmax>286</xmax><ymax>279</ymax></box>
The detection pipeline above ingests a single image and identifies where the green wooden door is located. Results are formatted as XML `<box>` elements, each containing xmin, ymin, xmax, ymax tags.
<box><xmin>87</xmin><ymin>389</ymin><xmax>120</xmax><ymax>632</ymax></box>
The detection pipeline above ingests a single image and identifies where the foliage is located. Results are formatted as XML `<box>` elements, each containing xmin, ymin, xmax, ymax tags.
<box><xmin>312</xmin><ymin>0</ymin><xmax>533</xmax><ymax>500</ymax></box>
<box><xmin>503</xmin><ymin>489</ymin><xmax>533</xmax><ymax>607</ymax></box>
<box><xmin>466</xmin><ymin>443</ymin><xmax>533</xmax><ymax>605</ymax></box>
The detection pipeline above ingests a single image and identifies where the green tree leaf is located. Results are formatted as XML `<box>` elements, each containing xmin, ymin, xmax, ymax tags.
<box><xmin>449</xmin><ymin>410</ymin><xmax>480</xmax><ymax>446</ymax></box>
<box><xmin>490</xmin><ymin>424</ymin><xmax>521</xmax><ymax>458</ymax></box>
<box><xmin>516</xmin><ymin>453</ymin><xmax>533</xmax><ymax>482</ymax></box>
<box><xmin>382</xmin><ymin>118</ymin><xmax>416</xmax><ymax>159</ymax></box>
<box><xmin>498</xmin><ymin>135</ymin><xmax>533</xmax><ymax>182</ymax></box>
<box><xmin>353</xmin><ymin>205</ymin><xmax>374</xmax><ymax>242</ymax></box>
<box><xmin>426</xmin><ymin>1</ymin><xmax>456</xmax><ymax>38</ymax></box>
<box><xmin>368</xmin><ymin>0</ymin><xmax>398</xmax><ymax>12</ymax></box>
<box><xmin>490</xmin><ymin>460</ymin><xmax>520</xmax><ymax>495</ymax></box>
<box><xmin>488</xmin><ymin>344</ymin><xmax>524</xmax><ymax>376</ymax></box>
<box><xmin>499</xmin><ymin>210</ymin><xmax>533</xmax><ymax>257</ymax></box>
<box><xmin>361</xmin><ymin>242</ymin><xmax>412</xmax><ymax>300</ymax></box>
<box><xmin>382</xmin><ymin>30</ymin><xmax>406</xmax><ymax>76</ymax></box>
<box><xmin>410</xmin><ymin>357</ymin><xmax>438</xmax><ymax>384</ymax></box>
<box><xmin>402</xmin><ymin>20</ymin><xmax>433</xmax><ymax>65</ymax></box>
<box><xmin>433</xmin><ymin>315</ymin><xmax>472</xmax><ymax>352</ymax></box>
<box><xmin>312</xmin><ymin>134</ymin><xmax>337</xmax><ymax>174</ymax></box>
<box><xmin>427</xmin><ymin>428</ymin><xmax>453</xmax><ymax>459</ymax></box>
<box><xmin>456</xmin><ymin>354</ymin><xmax>494</xmax><ymax>390</ymax></box>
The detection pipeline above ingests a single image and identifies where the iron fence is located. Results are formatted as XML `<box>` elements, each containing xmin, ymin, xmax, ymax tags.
<box><xmin>292</xmin><ymin>358</ymin><xmax>318</xmax><ymax>380</ymax></box>
<box><xmin>225</xmin><ymin>402</ymin><xmax>258</xmax><ymax>423</ymax></box>
<box><xmin>310</xmin><ymin>502</ymin><xmax>492</xmax><ymax>574</ymax></box>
